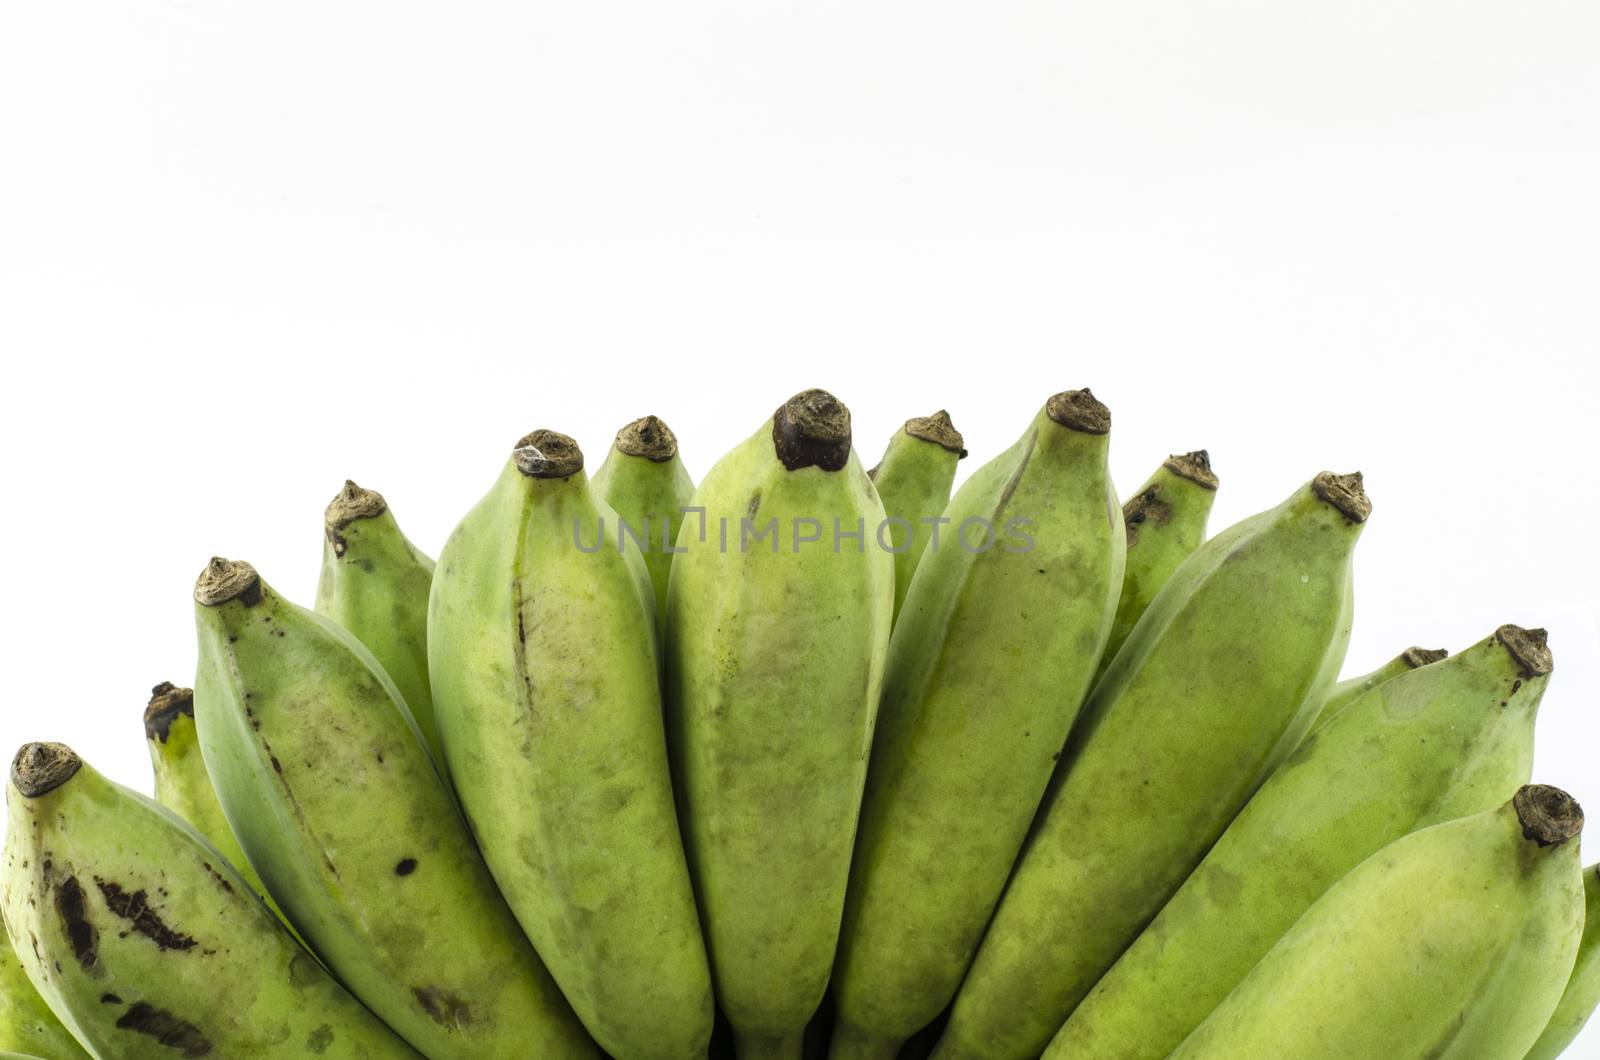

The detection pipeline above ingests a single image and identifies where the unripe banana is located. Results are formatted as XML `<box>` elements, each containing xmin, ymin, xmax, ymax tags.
<box><xmin>865</xmin><ymin>410</ymin><xmax>966</xmax><ymax>622</ymax></box>
<box><xmin>1</xmin><ymin>742</ymin><xmax>414</xmax><ymax>1058</ymax></box>
<box><xmin>143</xmin><ymin>682</ymin><xmax>286</xmax><ymax>925</ymax></box>
<box><xmin>934</xmin><ymin>471</ymin><xmax>1367</xmax><ymax>1060</ymax></box>
<box><xmin>1</xmin><ymin>917</ymin><xmax>88</xmax><ymax>1059</ymax></box>
<box><xmin>1301</xmin><ymin>643</ymin><xmax>1448</xmax><ymax>737</ymax></box>
<box><xmin>590</xmin><ymin>415</ymin><xmax>696</xmax><ymax>628</ymax></box>
<box><xmin>1170</xmin><ymin>784</ymin><xmax>1587</xmax><ymax>1059</ymax></box>
<box><xmin>1526</xmin><ymin>863</ymin><xmax>1600</xmax><ymax>1060</ymax></box>
<box><xmin>429</xmin><ymin>430</ymin><xmax>712</xmax><ymax>1060</ymax></box>
<box><xmin>830</xmin><ymin>390</ymin><xmax>1124</xmax><ymax>1060</ymax></box>
<box><xmin>314</xmin><ymin>481</ymin><xmax>441</xmax><ymax>767</ymax></box>
<box><xmin>193</xmin><ymin>559</ymin><xmax>594</xmax><ymax>1059</ymax></box>
<box><xmin>666</xmin><ymin>389</ymin><xmax>894</xmax><ymax>1059</ymax></box>
<box><xmin>1045</xmin><ymin>624</ymin><xmax>1551</xmax><ymax>1060</ymax></box>
<box><xmin>1092</xmin><ymin>450</ymin><xmax>1217</xmax><ymax>684</ymax></box>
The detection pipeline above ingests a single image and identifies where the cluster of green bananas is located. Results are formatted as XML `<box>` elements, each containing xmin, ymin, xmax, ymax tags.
<box><xmin>1</xmin><ymin>388</ymin><xmax>1596</xmax><ymax>1060</ymax></box>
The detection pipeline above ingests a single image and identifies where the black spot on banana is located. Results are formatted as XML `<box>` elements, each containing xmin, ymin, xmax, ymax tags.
<box><xmin>1</xmin><ymin>742</ymin><xmax>414</xmax><ymax>1058</ymax></box>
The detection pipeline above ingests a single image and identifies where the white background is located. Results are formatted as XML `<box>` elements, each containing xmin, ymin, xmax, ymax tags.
<box><xmin>3</xmin><ymin>1</ymin><xmax>1598</xmax><ymax>1053</ymax></box>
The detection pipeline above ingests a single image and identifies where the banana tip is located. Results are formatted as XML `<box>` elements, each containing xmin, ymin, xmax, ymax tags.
<box><xmin>1514</xmin><ymin>784</ymin><xmax>1583</xmax><ymax>847</ymax></box>
<box><xmin>1401</xmin><ymin>646</ymin><xmax>1449</xmax><ymax>669</ymax></box>
<box><xmin>1046</xmin><ymin>389</ymin><xmax>1111</xmax><ymax>435</ymax></box>
<box><xmin>325</xmin><ymin>480</ymin><xmax>387</xmax><ymax>532</ymax></box>
<box><xmin>1311</xmin><ymin>471</ymin><xmax>1371</xmax><ymax>523</ymax></box>
<box><xmin>1496</xmin><ymin>625</ymin><xmax>1553</xmax><ymax>677</ymax></box>
<box><xmin>513</xmin><ymin>430</ymin><xmax>584</xmax><ymax>479</ymax></box>
<box><xmin>773</xmin><ymin>389</ymin><xmax>852</xmax><ymax>472</ymax></box>
<box><xmin>903</xmin><ymin>410</ymin><xmax>966</xmax><ymax>457</ymax></box>
<box><xmin>144</xmin><ymin>683</ymin><xmax>196</xmax><ymax>743</ymax></box>
<box><xmin>1163</xmin><ymin>450</ymin><xmax>1219</xmax><ymax>490</ymax></box>
<box><xmin>11</xmin><ymin>742</ymin><xmax>82</xmax><ymax>798</ymax></box>
<box><xmin>194</xmin><ymin>557</ymin><xmax>262</xmax><ymax>608</ymax></box>
<box><xmin>614</xmin><ymin>416</ymin><xmax>679</xmax><ymax>462</ymax></box>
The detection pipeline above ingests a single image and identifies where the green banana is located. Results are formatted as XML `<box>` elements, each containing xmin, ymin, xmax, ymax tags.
<box><xmin>590</xmin><ymin>414</ymin><xmax>697</xmax><ymax>628</ymax></box>
<box><xmin>1045</xmin><ymin>624</ymin><xmax>1551</xmax><ymax>1060</ymax></box>
<box><xmin>1</xmin><ymin>742</ymin><xmax>414</xmax><ymax>1058</ymax></box>
<box><xmin>429</xmin><ymin>429</ymin><xmax>713</xmax><ymax>1059</ymax></box>
<box><xmin>1</xmin><ymin>916</ymin><xmax>87</xmax><ymax>1059</ymax></box>
<box><xmin>934</xmin><ymin>470</ymin><xmax>1367</xmax><ymax>1060</ymax></box>
<box><xmin>193</xmin><ymin>558</ymin><xmax>595</xmax><ymax>1059</ymax></box>
<box><xmin>665</xmin><ymin>389</ymin><xmax>894</xmax><ymax>1059</ymax></box>
<box><xmin>1092</xmin><ymin>450</ymin><xmax>1217</xmax><ymax>684</ymax></box>
<box><xmin>314</xmin><ymin>481</ymin><xmax>441</xmax><ymax>767</ymax></box>
<box><xmin>1170</xmin><ymin>784</ymin><xmax>1587</xmax><ymax>1059</ymax></box>
<box><xmin>830</xmin><ymin>389</ymin><xmax>1124</xmax><ymax>1060</ymax></box>
<box><xmin>1301</xmin><ymin>643</ymin><xmax>1448</xmax><ymax>737</ymax></box>
<box><xmin>1526</xmin><ymin>863</ymin><xmax>1600</xmax><ymax>1060</ymax></box>
<box><xmin>143</xmin><ymin>682</ymin><xmax>286</xmax><ymax>924</ymax></box>
<box><xmin>865</xmin><ymin>410</ymin><xmax>966</xmax><ymax>622</ymax></box>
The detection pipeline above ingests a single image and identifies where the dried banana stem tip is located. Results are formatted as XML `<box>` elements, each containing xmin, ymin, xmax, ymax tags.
<box><xmin>513</xmin><ymin>430</ymin><xmax>584</xmax><ymax>479</ymax></box>
<box><xmin>1401</xmin><ymin>646</ymin><xmax>1449</xmax><ymax>669</ymax></box>
<box><xmin>773</xmin><ymin>388</ymin><xmax>852</xmax><ymax>471</ymax></box>
<box><xmin>1122</xmin><ymin>485</ymin><xmax>1170</xmax><ymax>532</ymax></box>
<box><xmin>1311</xmin><ymin>471</ymin><xmax>1371</xmax><ymax>523</ymax></box>
<box><xmin>1514</xmin><ymin>784</ymin><xmax>1584</xmax><ymax>847</ymax></box>
<box><xmin>1163</xmin><ymin>450</ymin><xmax>1219</xmax><ymax>489</ymax></box>
<box><xmin>325</xmin><ymin>480</ymin><xmax>388</xmax><ymax>531</ymax></box>
<box><xmin>904</xmin><ymin>410</ymin><xmax>967</xmax><ymax>457</ymax></box>
<box><xmin>194</xmin><ymin>557</ymin><xmax>262</xmax><ymax>607</ymax></box>
<box><xmin>615</xmin><ymin>416</ymin><xmax>679</xmax><ymax>462</ymax></box>
<box><xmin>144</xmin><ymin>682</ymin><xmax>196</xmax><ymax>743</ymax></box>
<box><xmin>1496</xmin><ymin>625</ymin><xmax>1554</xmax><ymax>677</ymax></box>
<box><xmin>1045</xmin><ymin>389</ymin><xmax>1111</xmax><ymax>435</ymax></box>
<box><xmin>11</xmin><ymin>742</ymin><xmax>82</xmax><ymax>798</ymax></box>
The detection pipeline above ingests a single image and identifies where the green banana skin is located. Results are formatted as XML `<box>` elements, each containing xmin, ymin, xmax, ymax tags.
<box><xmin>1090</xmin><ymin>450</ymin><xmax>1217</xmax><ymax>685</ymax></box>
<box><xmin>590</xmin><ymin>415</ymin><xmax>697</xmax><ymax>629</ymax></box>
<box><xmin>665</xmin><ymin>390</ymin><xmax>893</xmax><ymax>1059</ymax></box>
<box><xmin>314</xmin><ymin>481</ymin><xmax>442</xmax><ymax>769</ymax></box>
<box><xmin>1526</xmin><ymin>863</ymin><xmax>1600</xmax><ymax>1060</ymax></box>
<box><xmin>1</xmin><ymin>742</ymin><xmax>414</xmax><ymax>1059</ymax></box>
<box><xmin>429</xmin><ymin>430</ymin><xmax>712</xmax><ymax>1060</ymax></box>
<box><xmin>193</xmin><ymin>559</ymin><xmax>595</xmax><ymax>1059</ymax></box>
<box><xmin>1300</xmin><ymin>643</ymin><xmax>1449</xmax><ymax>738</ymax></box>
<box><xmin>1170</xmin><ymin>785</ymin><xmax>1587</xmax><ymax>1059</ymax></box>
<box><xmin>934</xmin><ymin>470</ymin><xmax>1368</xmax><ymax>1060</ymax></box>
<box><xmin>2</xmin><ymin>916</ymin><xmax>88</xmax><ymax>1059</ymax></box>
<box><xmin>1045</xmin><ymin>624</ymin><xmax>1551</xmax><ymax>1060</ymax></box>
<box><xmin>865</xmin><ymin>410</ymin><xmax>966</xmax><ymax>623</ymax></box>
<box><xmin>830</xmin><ymin>390</ymin><xmax>1124</xmax><ymax>1060</ymax></box>
<box><xmin>143</xmin><ymin>682</ymin><xmax>290</xmax><ymax>928</ymax></box>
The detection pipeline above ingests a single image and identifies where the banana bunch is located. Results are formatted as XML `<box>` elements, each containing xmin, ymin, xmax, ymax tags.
<box><xmin>2</xmin><ymin>387</ymin><xmax>1595</xmax><ymax>1060</ymax></box>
